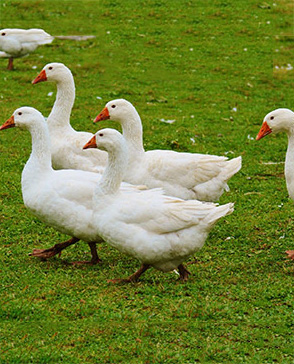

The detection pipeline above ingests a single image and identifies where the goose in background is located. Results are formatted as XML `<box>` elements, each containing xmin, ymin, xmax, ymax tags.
<box><xmin>94</xmin><ymin>99</ymin><xmax>241</xmax><ymax>201</ymax></box>
<box><xmin>257</xmin><ymin>108</ymin><xmax>294</xmax><ymax>260</ymax></box>
<box><xmin>0</xmin><ymin>28</ymin><xmax>53</xmax><ymax>70</ymax></box>
<box><xmin>32</xmin><ymin>62</ymin><xmax>107</xmax><ymax>173</ymax></box>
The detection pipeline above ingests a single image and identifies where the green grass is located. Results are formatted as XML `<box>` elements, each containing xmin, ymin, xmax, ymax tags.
<box><xmin>1</xmin><ymin>0</ymin><xmax>294</xmax><ymax>362</ymax></box>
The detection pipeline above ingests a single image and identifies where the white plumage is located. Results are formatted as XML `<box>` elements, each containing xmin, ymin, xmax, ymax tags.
<box><xmin>32</xmin><ymin>62</ymin><xmax>107</xmax><ymax>173</ymax></box>
<box><xmin>257</xmin><ymin>108</ymin><xmax>294</xmax><ymax>260</ymax></box>
<box><xmin>0</xmin><ymin>107</ymin><xmax>103</xmax><ymax>263</ymax></box>
<box><xmin>0</xmin><ymin>28</ymin><xmax>53</xmax><ymax>69</ymax></box>
<box><xmin>0</xmin><ymin>107</ymin><xmax>148</xmax><ymax>264</ymax></box>
<box><xmin>84</xmin><ymin>128</ymin><xmax>234</xmax><ymax>282</ymax></box>
<box><xmin>94</xmin><ymin>99</ymin><xmax>242</xmax><ymax>201</ymax></box>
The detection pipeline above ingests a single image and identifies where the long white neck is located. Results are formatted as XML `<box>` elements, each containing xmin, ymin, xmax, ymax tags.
<box><xmin>24</xmin><ymin>121</ymin><xmax>52</xmax><ymax>175</ymax></box>
<box><xmin>47</xmin><ymin>74</ymin><xmax>75</xmax><ymax>129</ymax></box>
<box><xmin>285</xmin><ymin>131</ymin><xmax>294</xmax><ymax>200</ymax></box>
<box><xmin>121</xmin><ymin>112</ymin><xmax>145</xmax><ymax>156</ymax></box>
<box><xmin>95</xmin><ymin>146</ymin><xmax>127</xmax><ymax>196</ymax></box>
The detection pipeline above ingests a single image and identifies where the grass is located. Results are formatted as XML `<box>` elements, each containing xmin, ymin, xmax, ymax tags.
<box><xmin>0</xmin><ymin>0</ymin><xmax>294</xmax><ymax>362</ymax></box>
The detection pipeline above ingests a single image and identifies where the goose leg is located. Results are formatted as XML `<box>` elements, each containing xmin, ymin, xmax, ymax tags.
<box><xmin>72</xmin><ymin>242</ymin><xmax>102</xmax><ymax>265</ymax></box>
<box><xmin>7</xmin><ymin>57</ymin><xmax>13</xmax><ymax>70</ymax></box>
<box><xmin>178</xmin><ymin>264</ymin><xmax>191</xmax><ymax>281</ymax></box>
<box><xmin>286</xmin><ymin>250</ymin><xmax>294</xmax><ymax>260</ymax></box>
<box><xmin>108</xmin><ymin>264</ymin><xmax>151</xmax><ymax>284</ymax></box>
<box><xmin>29</xmin><ymin>237</ymin><xmax>79</xmax><ymax>259</ymax></box>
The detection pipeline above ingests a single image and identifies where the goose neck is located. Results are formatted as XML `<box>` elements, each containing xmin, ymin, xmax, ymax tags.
<box><xmin>121</xmin><ymin>115</ymin><xmax>145</xmax><ymax>154</ymax></box>
<box><xmin>284</xmin><ymin>132</ymin><xmax>294</xmax><ymax>197</ymax></box>
<box><xmin>26</xmin><ymin>122</ymin><xmax>52</xmax><ymax>171</ymax></box>
<box><xmin>96</xmin><ymin>148</ymin><xmax>127</xmax><ymax>196</ymax></box>
<box><xmin>48</xmin><ymin>76</ymin><xmax>75</xmax><ymax>127</ymax></box>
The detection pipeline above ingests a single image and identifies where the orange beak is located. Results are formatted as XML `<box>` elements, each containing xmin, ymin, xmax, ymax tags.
<box><xmin>32</xmin><ymin>69</ymin><xmax>47</xmax><ymax>84</ymax></box>
<box><xmin>0</xmin><ymin>115</ymin><xmax>15</xmax><ymax>130</ymax></box>
<box><xmin>256</xmin><ymin>121</ymin><xmax>272</xmax><ymax>141</ymax></box>
<box><xmin>94</xmin><ymin>107</ymin><xmax>110</xmax><ymax>123</ymax></box>
<box><xmin>83</xmin><ymin>135</ymin><xmax>97</xmax><ymax>149</ymax></box>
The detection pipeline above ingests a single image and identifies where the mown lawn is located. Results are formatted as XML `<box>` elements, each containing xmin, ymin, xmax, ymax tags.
<box><xmin>1</xmin><ymin>0</ymin><xmax>294</xmax><ymax>363</ymax></box>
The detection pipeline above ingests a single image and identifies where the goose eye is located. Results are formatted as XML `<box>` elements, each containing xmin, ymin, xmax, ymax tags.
<box><xmin>111</xmin><ymin>105</ymin><xmax>116</xmax><ymax>109</ymax></box>
<box><xmin>270</xmin><ymin>116</ymin><xmax>274</xmax><ymax>120</ymax></box>
<box><xmin>99</xmin><ymin>133</ymin><xmax>104</xmax><ymax>137</ymax></box>
<box><xmin>18</xmin><ymin>112</ymin><xmax>22</xmax><ymax>116</ymax></box>
<box><xmin>1</xmin><ymin>32</ymin><xmax>6</xmax><ymax>36</ymax></box>
<box><xmin>48</xmin><ymin>66</ymin><xmax>53</xmax><ymax>70</ymax></box>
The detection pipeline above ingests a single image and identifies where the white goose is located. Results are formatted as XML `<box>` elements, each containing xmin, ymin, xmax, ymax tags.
<box><xmin>257</xmin><ymin>108</ymin><xmax>294</xmax><ymax>260</ymax></box>
<box><xmin>0</xmin><ymin>28</ymin><xmax>53</xmax><ymax>70</ymax></box>
<box><xmin>0</xmin><ymin>107</ymin><xmax>104</xmax><ymax>264</ymax></box>
<box><xmin>83</xmin><ymin>128</ymin><xmax>234</xmax><ymax>283</ymax></box>
<box><xmin>94</xmin><ymin>99</ymin><xmax>242</xmax><ymax>201</ymax></box>
<box><xmin>32</xmin><ymin>62</ymin><xmax>107</xmax><ymax>173</ymax></box>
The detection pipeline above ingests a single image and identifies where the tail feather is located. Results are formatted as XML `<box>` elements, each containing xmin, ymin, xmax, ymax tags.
<box><xmin>192</xmin><ymin>156</ymin><xmax>241</xmax><ymax>201</ymax></box>
<box><xmin>221</xmin><ymin>156</ymin><xmax>242</xmax><ymax>182</ymax></box>
<box><xmin>205</xmin><ymin>202</ymin><xmax>234</xmax><ymax>226</ymax></box>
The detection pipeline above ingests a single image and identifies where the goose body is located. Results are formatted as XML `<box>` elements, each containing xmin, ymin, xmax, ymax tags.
<box><xmin>0</xmin><ymin>107</ymin><xmax>104</xmax><ymax>263</ymax></box>
<box><xmin>94</xmin><ymin>99</ymin><xmax>242</xmax><ymax>201</ymax></box>
<box><xmin>32</xmin><ymin>63</ymin><xmax>107</xmax><ymax>173</ymax></box>
<box><xmin>84</xmin><ymin>128</ymin><xmax>234</xmax><ymax>282</ymax></box>
<box><xmin>257</xmin><ymin>108</ymin><xmax>294</xmax><ymax>259</ymax></box>
<box><xmin>0</xmin><ymin>28</ymin><xmax>53</xmax><ymax>69</ymax></box>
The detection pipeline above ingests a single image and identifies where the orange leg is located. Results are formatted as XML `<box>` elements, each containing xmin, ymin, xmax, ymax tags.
<box><xmin>108</xmin><ymin>264</ymin><xmax>151</xmax><ymax>283</ymax></box>
<box><xmin>7</xmin><ymin>57</ymin><xmax>13</xmax><ymax>70</ymax></box>
<box><xmin>286</xmin><ymin>250</ymin><xmax>294</xmax><ymax>260</ymax></box>
<box><xmin>30</xmin><ymin>237</ymin><xmax>79</xmax><ymax>259</ymax></box>
<box><xmin>30</xmin><ymin>238</ymin><xmax>101</xmax><ymax>265</ymax></box>
<box><xmin>178</xmin><ymin>264</ymin><xmax>191</xmax><ymax>281</ymax></box>
<box><xmin>72</xmin><ymin>242</ymin><xmax>102</xmax><ymax>265</ymax></box>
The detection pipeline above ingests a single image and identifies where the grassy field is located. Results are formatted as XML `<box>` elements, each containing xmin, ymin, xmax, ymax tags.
<box><xmin>1</xmin><ymin>0</ymin><xmax>294</xmax><ymax>362</ymax></box>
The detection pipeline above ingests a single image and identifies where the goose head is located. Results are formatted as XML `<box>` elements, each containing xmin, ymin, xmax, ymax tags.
<box><xmin>32</xmin><ymin>62</ymin><xmax>72</xmax><ymax>85</ymax></box>
<box><xmin>256</xmin><ymin>108</ymin><xmax>294</xmax><ymax>140</ymax></box>
<box><xmin>0</xmin><ymin>29</ymin><xmax>23</xmax><ymax>58</ymax></box>
<box><xmin>0</xmin><ymin>29</ymin><xmax>11</xmax><ymax>43</ymax></box>
<box><xmin>0</xmin><ymin>107</ymin><xmax>44</xmax><ymax>131</ymax></box>
<box><xmin>83</xmin><ymin>128</ymin><xmax>126</xmax><ymax>154</ymax></box>
<box><xmin>0</xmin><ymin>29</ymin><xmax>18</xmax><ymax>46</ymax></box>
<box><xmin>94</xmin><ymin>99</ymin><xmax>139</xmax><ymax>126</ymax></box>
<box><xmin>0</xmin><ymin>29</ymin><xmax>12</xmax><ymax>38</ymax></box>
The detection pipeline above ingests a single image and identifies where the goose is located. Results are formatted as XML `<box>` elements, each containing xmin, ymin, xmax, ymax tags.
<box><xmin>94</xmin><ymin>99</ymin><xmax>242</xmax><ymax>201</ymax></box>
<box><xmin>0</xmin><ymin>28</ymin><xmax>53</xmax><ymax>70</ymax></box>
<box><xmin>0</xmin><ymin>107</ymin><xmax>104</xmax><ymax>264</ymax></box>
<box><xmin>83</xmin><ymin>128</ymin><xmax>234</xmax><ymax>283</ymax></box>
<box><xmin>256</xmin><ymin>108</ymin><xmax>294</xmax><ymax>260</ymax></box>
<box><xmin>32</xmin><ymin>62</ymin><xmax>107</xmax><ymax>173</ymax></box>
